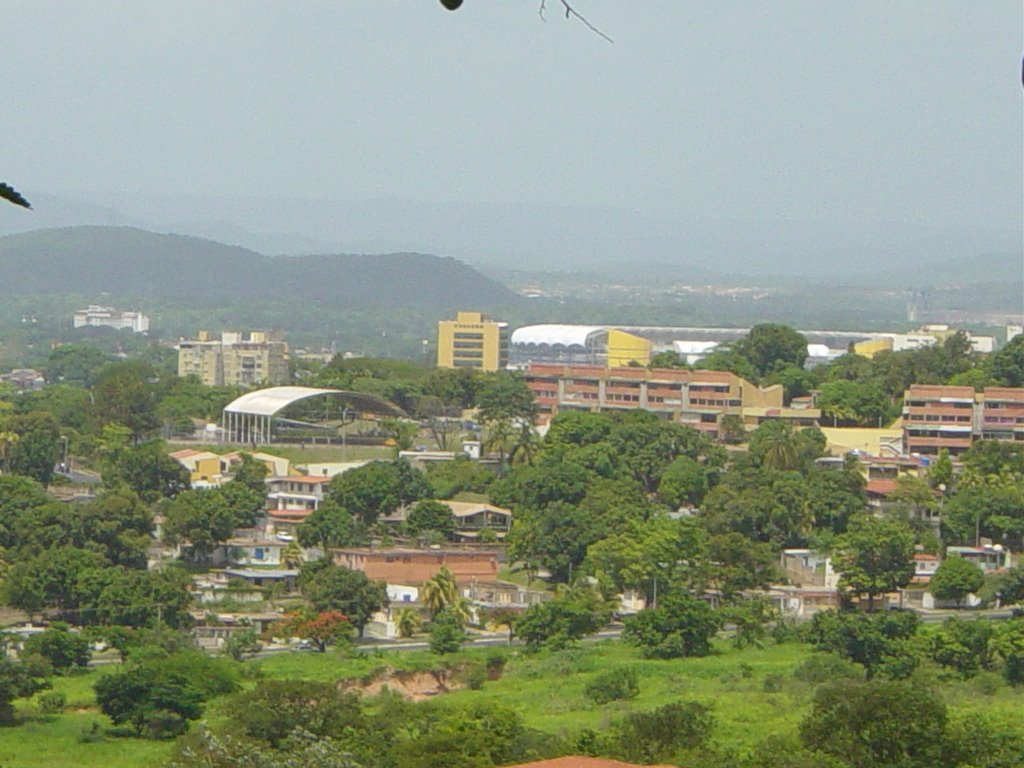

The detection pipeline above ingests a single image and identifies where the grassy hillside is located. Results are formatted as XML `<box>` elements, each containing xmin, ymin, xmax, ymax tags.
<box><xmin>3</xmin><ymin>640</ymin><xmax>1021</xmax><ymax>768</ymax></box>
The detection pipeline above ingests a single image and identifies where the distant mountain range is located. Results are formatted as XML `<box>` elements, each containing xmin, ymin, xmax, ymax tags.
<box><xmin>0</xmin><ymin>226</ymin><xmax>517</xmax><ymax>309</ymax></box>
<box><xmin>1</xmin><ymin>191</ymin><xmax>1019</xmax><ymax>281</ymax></box>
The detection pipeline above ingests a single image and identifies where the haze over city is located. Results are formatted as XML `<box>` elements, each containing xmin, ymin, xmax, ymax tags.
<box><xmin>2</xmin><ymin>2</ymin><xmax>1021</xmax><ymax>274</ymax></box>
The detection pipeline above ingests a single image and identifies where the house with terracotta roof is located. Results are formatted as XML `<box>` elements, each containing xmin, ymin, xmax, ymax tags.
<box><xmin>332</xmin><ymin>547</ymin><xmax>499</xmax><ymax>585</ymax></box>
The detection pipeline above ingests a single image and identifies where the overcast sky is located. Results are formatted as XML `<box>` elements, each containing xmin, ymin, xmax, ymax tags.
<box><xmin>3</xmin><ymin>1</ymin><xmax>1021</xmax><ymax>234</ymax></box>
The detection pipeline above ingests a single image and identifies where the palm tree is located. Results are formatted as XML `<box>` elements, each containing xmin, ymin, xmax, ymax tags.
<box><xmin>281</xmin><ymin>541</ymin><xmax>304</xmax><ymax>569</ymax></box>
<box><xmin>421</xmin><ymin>566</ymin><xmax>459</xmax><ymax>617</ymax></box>
<box><xmin>760</xmin><ymin>428</ymin><xmax>798</xmax><ymax>471</ymax></box>
<box><xmin>395</xmin><ymin>606</ymin><xmax>422</xmax><ymax>638</ymax></box>
<box><xmin>484</xmin><ymin>418</ymin><xmax>515</xmax><ymax>476</ymax></box>
<box><xmin>508</xmin><ymin>422</ymin><xmax>541</xmax><ymax>467</ymax></box>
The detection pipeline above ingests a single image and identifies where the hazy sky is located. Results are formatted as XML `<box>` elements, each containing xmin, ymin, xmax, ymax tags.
<box><xmin>3</xmin><ymin>1</ymin><xmax>1022</xmax><ymax>232</ymax></box>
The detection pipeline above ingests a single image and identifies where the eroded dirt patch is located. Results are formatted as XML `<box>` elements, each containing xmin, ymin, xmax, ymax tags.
<box><xmin>339</xmin><ymin>667</ymin><xmax>463</xmax><ymax>701</ymax></box>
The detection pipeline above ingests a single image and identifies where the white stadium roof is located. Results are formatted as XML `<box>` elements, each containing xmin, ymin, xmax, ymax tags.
<box><xmin>223</xmin><ymin>386</ymin><xmax>405</xmax><ymax>417</ymax></box>
<box><xmin>510</xmin><ymin>324</ymin><xmax>606</xmax><ymax>348</ymax></box>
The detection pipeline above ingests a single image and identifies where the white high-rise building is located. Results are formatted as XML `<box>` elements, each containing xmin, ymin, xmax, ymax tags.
<box><xmin>73</xmin><ymin>305</ymin><xmax>149</xmax><ymax>333</ymax></box>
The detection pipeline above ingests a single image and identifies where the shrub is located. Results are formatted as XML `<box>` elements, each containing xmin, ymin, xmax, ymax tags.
<box><xmin>584</xmin><ymin>667</ymin><xmax>640</xmax><ymax>704</ymax></box>
<box><xmin>612</xmin><ymin>701</ymin><xmax>714</xmax><ymax>764</ymax></box>
<box><xmin>485</xmin><ymin>652</ymin><xmax>507</xmax><ymax>680</ymax></box>
<box><xmin>762</xmin><ymin>673</ymin><xmax>785</xmax><ymax>693</ymax></box>
<box><xmin>793</xmin><ymin>653</ymin><xmax>863</xmax><ymax>684</ymax></box>
<box><xmin>464</xmin><ymin>664</ymin><xmax>488</xmax><ymax>690</ymax></box>
<box><xmin>37</xmin><ymin>690</ymin><xmax>66</xmax><ymax>714</ymax></box>
<box><xmin>225</xmin><ymin>679</ymin><xmax>365</xmax><ymax>748</ymax></box>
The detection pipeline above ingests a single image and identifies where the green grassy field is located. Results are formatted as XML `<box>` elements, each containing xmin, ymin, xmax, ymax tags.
<box><xmin>4</xmin><ymin>639</ymin><xmax>1021</xmax><ymax>768</ymax></box>
<box><xmin>167</xmin><ymin>441</ymin><xmax>393</xmax><ymax>466</ymax></box>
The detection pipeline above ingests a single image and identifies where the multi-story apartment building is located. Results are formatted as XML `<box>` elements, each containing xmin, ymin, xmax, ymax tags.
<box><xmin>177</xmin><ymin>329</ymin><xmax>290</xmax><ymax>387</ymax></box>
<box><xmin>524</xmin><ymin>364</ymin><xmax>818</xmax><ymax>439</ymax></box>
<box><xmin>980</xmin><ymin>387</ymin><xmax>1024</xmax><ymax>443</ymax></box>
<box><xmin>73</xmin><ymin>305</ymin><xmax>149</xmax><ymax>333</ymax></box>
<box><xmin>901</xmin><ymin>384</ymin><xmax>976</xmax><ymax>456</ymax></box>
<box><xmin>436</xmin><ymin>311</ymin><xmax>509</xmax><ymax>372</ymax></box>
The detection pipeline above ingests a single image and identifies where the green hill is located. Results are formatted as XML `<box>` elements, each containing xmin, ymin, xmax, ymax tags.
<box><xmin>0</xmin><ymin>226</ymin><xmax>517</xmax><ymax>309</ymax></box>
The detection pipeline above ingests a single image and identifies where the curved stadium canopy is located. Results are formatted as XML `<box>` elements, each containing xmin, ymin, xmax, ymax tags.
<box><xmin>222</xmin><ymin>386</ymin><xmax>405</xmax><ymax>445</ymax></box>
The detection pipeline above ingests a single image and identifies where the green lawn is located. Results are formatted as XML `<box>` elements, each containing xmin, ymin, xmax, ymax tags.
<box><xmin>167</xmin><ymin>441</ymin><xmax>392</xmax><ymax>466</ymax></box>
<box><xmin>2</xmin><ymin>640</ymin><xmax>1022</xmax><ymax>768</ymax></box>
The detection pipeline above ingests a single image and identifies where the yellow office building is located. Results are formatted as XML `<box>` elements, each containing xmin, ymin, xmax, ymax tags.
<box><xmin>437</xmin><ymin>312</ymin><xmax>509</xmax><ymax>371</ymax></box>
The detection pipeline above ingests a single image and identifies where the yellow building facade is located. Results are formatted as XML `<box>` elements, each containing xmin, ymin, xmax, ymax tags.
<box><xmin>436</xmin><ymin>311</ymin><xmax>509</xmax><ymax>372</ymax></box>
<box><xmin>606</xmin><ymin>329</ymin><xmax>653</xmax><ymax>367</ymax></box>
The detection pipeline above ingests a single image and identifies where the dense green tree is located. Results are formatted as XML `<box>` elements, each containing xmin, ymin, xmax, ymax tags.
<box><xmin>41</xmin><ymin>345</ymin><xmax>111</xmax><ymax>388</ymax></box>
<box><xmin>544</xmin><ymin>410</ymin><xmax>614</xmax><ymax>447</ymax></box>
<box><xmin>0</xmin><ymin>656</ymin><xmax>51</xmax><ymax>725</ymax></box>
<box><xmin>2</xmin><ymin>545</ymin><xmax>106</xmax><ymax>616</ymax></box>
<box><xmin>807</xmin><ymin>610</ymin><xmax>920</xmax><ymax>679</ymax></box>
<box><xmin>298</xmin><ymin>562</ymin><xmax>388</xmax><ymax>636</ymax></box>
<box><xmin>23</xmin><ymin>624</ymin><xmax>91</xmax><ymax>672</ymax></box>
<box><xmin>799</xmin><ymin>680</ymin><xmax>946</xmax><ymax>768</ymax></box>
<box><xmin>405</xmin><ymin>499</ymin><xmax>456</xmax><ymax>540</ymax></box>
<box><xmin>224</xmin><ymin>679</ymin><xmax>365</xmax><ymax>748</ymax></box>
<box><xmin>94</xmin><ymin>653</ymin><xmax>238</xmax><ymax>738</ymax></box>
<box><xmin>657</xmin><ymin>455</ymin><xmax>708</xmax><ymax>508</ymax></box>
<box><xmin>475</xmin><ymin>371</ymin><xmax>537</xmax><ymax>425</ymax></box>
<box><xmin>834</xmin><ymin>516</ymin><xmax>915</xmax><ymax>610</ymax></box>
<box><xmin>91</xmin><ymin>566</ymin><xmax>193</xmax><ymax>628</ymax></box>
<box><xmin>515</xmin><ymin>585</ymin><xmax>612</xmax><ymax>650</ymax></box>
<box><xmin>102</xmin><ymin>440</ymin><xmax>190</xmax><ymax>503</ymax></box>
<box><xmin>297</xmin><ymin>501</ymin><xmax>363</xmax><ymax>549</ymax></box>
<box><xmin>806</xmin><ymin>466</ymin><xmax>867</xmax><ymax>534</ymax></box>
<box><xmin>817</xmin><ymin>379</ymin><xmax>893</xmax><ymax>427</ymax></box>
<box><xmin>623</xmin><ymin>592</ymin><xmax>721</xmax><ymax>659</ymax></box>
<box><xmin>509</xmin><ymin>501</ymin><xmax>600</xmax><ymax>584</ymax></box>
<box><xmin>163</xmin><ymin>485</ymin><xmax>261</xmax><ymax>560</ymax></box>
<box><xmin>424</xmin><ymin>458</ymin><xmax>494</xmax><ymax>499</ymax></box>
<box><xmin>940</xmin><ymin>711</ymin><xmax>1024</xmax><ymax>768</ymax></box>
<box><xmin>7</xmin><ymin>427</ymin><xmax>60</xmax><ymax>486</ymax></box>
<box><xmin>979</xmin><ymin>564</ymin><xmax>1024</xmax><ymax>607</ymax></box>
<box><xmin>491</xmin><ymin>460</ymin><xmax>590</xmax><ymax>512</ymax></box>
<box><xmin>608</xmin><ymin>411</ymin><xmax>708</xmax><ymax>492</ymax></box>
<box><xmin>91</xmin><ymin>360</ymin><xmax>162</xmax><ymax>442</ymax></box>
<box><xmin>420</xmin><ymin>566</ymin><xmax>460</xmax><ymax>617</ymax></box>
<box><xmin>585</xmin><ymin>516</ymin><xmax>708</xmax><ymax>598</ymax></box>
<box><xmin>993</xmin><ymin>617</ymin><xmax>1024</xmax><ymax>685</ymax></box>
<box><xmin>942</xmin><ymin>484</ymin><xmax>1024</xmax><ymax>550</ymax></box>
<box><xmin>929</xmin><ymin>556</ymin><xmax>985</xmax><ymax>608</ymax></box>
<box><xmin>429</xmin><ymin>607</ymin><xmax>467</xmax><ymax>654</ymax></box>
<box><xmin>231</xmin><ymin>452</ymin><xmax>269</xmax><ymax>494</ymax></box>
<box><xmin>738</xmin><ymin>324</ymin><xmax>809</xmax><ymax>378</ymax></box>
<box><xmin>990</xmin><ymin>335</ymin><xmax>1024</xmax><ymax>387</ymax></box>
<box><xmin>707</xmin><ymin>533</ymin><xmax>780</xmax><ymax>599</ymax></box>
<box><xmin>928</xmin><ymin>617</ymin><xmax>995</xmax><ymax>677</ymax></box>
<box><xmin>327</xmin><ymin>460</ymin><xmax>429</xmax><ymax>526</ymax></box>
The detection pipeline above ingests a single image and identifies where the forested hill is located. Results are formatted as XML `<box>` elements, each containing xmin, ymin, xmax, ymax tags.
<box><xmin>0</xmin><ymin>226</ymin><xmax>517</xmax><ymax>308</ymax></box>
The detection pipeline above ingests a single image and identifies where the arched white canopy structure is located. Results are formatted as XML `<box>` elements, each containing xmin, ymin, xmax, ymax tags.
<box><xmin>221</xmin><ymin>386</ymin><xmax>405</xmax><ymax>445</ymax></box>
